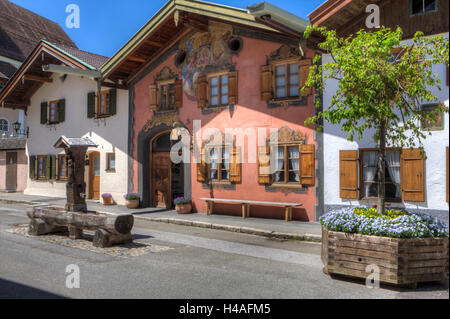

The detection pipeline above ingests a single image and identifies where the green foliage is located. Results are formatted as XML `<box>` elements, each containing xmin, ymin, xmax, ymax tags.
<box><xmin>303</xmin><ymin>26</ymin><xmax>449</xmax><ymax>149</ymax></box>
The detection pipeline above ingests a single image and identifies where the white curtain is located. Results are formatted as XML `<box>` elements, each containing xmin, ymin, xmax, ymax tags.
<box><xmin>386</xmin><ymin>151</ymin><xmax>401</xmax><ymax>198</ymax></box>
<box><xmin>363</xmin><ymin>151</ymin><xmax>378</xmax><ymax>197</ymax></box>
<box><xmin>289</xmin><ymin>147</ymin><xmax>300</xmax><ymax>182</ymax></box>
<box><xmin>275</xmin><ymin>147</ymin><xmax>285</xmax><ymax>182</ymax></box>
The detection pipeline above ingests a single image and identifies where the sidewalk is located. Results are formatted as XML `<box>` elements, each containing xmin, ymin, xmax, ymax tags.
<box><xmin>0</xmin><ymin>192</ymin><xmax>322</xmax><ymax>242</ymax></box>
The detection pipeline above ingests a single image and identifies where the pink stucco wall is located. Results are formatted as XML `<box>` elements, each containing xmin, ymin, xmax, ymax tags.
<box><xmin>132</xmin><ymin>36</ymin><xmax>317</xmax><ymax>221</ymax></box>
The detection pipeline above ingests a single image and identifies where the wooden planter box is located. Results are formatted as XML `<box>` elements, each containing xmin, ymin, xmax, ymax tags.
<box><xmin>322</xmin><ymin>227</ymin><xmax>449</xmax><ymax>287</ymax></box>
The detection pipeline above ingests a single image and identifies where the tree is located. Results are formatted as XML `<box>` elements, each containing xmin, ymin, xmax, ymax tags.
<box><xmin>303</xmin><ymin>26</ymin><xmax>449</xmax><ymax>214</ymax></box>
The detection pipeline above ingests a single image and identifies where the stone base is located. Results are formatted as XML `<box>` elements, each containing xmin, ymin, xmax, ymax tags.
<box><xmin>68</xmin><ymin>226</ymin><xmax>83</xmax><ymax>239</ymax></box>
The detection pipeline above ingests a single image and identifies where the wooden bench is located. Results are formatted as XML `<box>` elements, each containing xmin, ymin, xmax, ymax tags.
<box><xmin>200</xmin><ymin>198</ymin><xmax>302</xmax><ymax>222</ymax></box>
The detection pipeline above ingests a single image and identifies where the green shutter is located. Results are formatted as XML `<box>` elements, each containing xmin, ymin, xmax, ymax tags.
<box><xmin>50</xmin><ymin>155</ymin><xmax>57</xmax><ymax>180</ymax></box>
<box><xmin>88</xmin><ymin>92</ymin><xmax>96</xmax><ymax>118</ymax></box>
<box><xmin>45</xmin><ymin>155</ymin><xmax>51</xmax><ymax>180</ymax></box>
<box><xmin>29</xmin><ymin>156</ymin><xmax>36</xmax><ymax>180</ymax></box>
<box><xmin>109</xmin><ymin>89</ymin><xmax>117</xmax><ymax>116</ymax></box>
<box><xmin>40</xmin><ymin>102</ymin><xmax>48</xmax><ymax>124</ymax></box>
<box><xmin>57</xmin><ymin>99</ymin><xmax>66</xmax><ymax>123</ymax></box>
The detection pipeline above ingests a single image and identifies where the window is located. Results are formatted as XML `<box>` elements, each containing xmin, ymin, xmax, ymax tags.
<box><xmin>207</xmin><ymin>146</ymin><xmax>230</xmax><ymax>182</ymax></box>
<box><xmin>107</xmin><ymin>153</ymin><xmax>116</xmax><ymax>172</ymax></box>
<box><xmin>0</xmin><ymin>118</ymin><xmax>9</xmax><ymax>132</ymax></box>
<box><xmin>37</xmin><ymin>155</ymin><xmax>47</xmax><ymax>179</ymax></box>
<box><xmin>57</xmin><ymin>155</ymin><xmax>67</xmax><ymax>180</ymax></box>
<box><xmin>361</xmin><ymin>150</ymin><xmax>401</xmax><ymax>201</ymax></box>
<box><xmin>274</xmin><ymin>63</ymin><xmax>299</xmax><ymax>99</ymax></box>
<box><xmin>158</xmin><ymin>81</ymin><xmax>175</xmax><ymax>111</ymax></box>
<box><xmin>273</xmin><ymin>145</ymin><xmax>300</xmax><ymax>184</ymax></box>
<box><xmin>48</xmin><ymin>101</ymin><xmax>59</xmax><ymax>124</ymax></box>
<box><xmin>421</xmin><ymin>104</ymin><xmax>444</xmax><ymax>131</ymax></box>
<box><xmin>209</xmin><ymin>74</ymin><xmax>229</xmax><ymax>107</ymax></box>
<box><xmin>97</xmin><ymin>91</ymin><xmax>110</xmax><ymax>117</ymax></box>
<box><xmin>411</xmin><ymin>0</ymin><xmax>437</xmax><ymax>16</ymax></box>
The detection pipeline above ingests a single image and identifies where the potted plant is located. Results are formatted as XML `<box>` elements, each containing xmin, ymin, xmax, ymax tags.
<box><xmin>101</xmin><ymin>193</ymin><xmax>113</xmax><ymax>205</ymax></box>
<box><xmin>174</xmin><ymin>197</ymin><xmax>192</xmax><ymax>214</ymax></box>
<box><xmin>124</xmin><ymin>193</ymin><xmax>140</xmax><ymax>209</ymax></box>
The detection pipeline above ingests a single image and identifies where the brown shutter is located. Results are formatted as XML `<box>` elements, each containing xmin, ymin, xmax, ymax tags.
<box><xmin>401</xmin><ymin>149</ymin><xmax>425</xmax><ymax>202</ymax></box>
<box><xmin>447</xmin><ymin>147</ymin><xmax>449</xmax><ymax>203</ymax></box>
<box><xmin>258</xmin><ymin>146</ymin><xmax>272</xmax><ymax>184</ymax></box>
<box><xmin>197</xmin><ymin>76</ymin><xmax>208</xmax><ymax>108</ymax></box>
<box><xmin>228</xmin><ymin>71</ymin><xmax>238</xmax><ymax>105</ymax></box>
<box><xmin>340</xmin><ymin>150</ymin><xmax>359</xmax><ymax>199</ymax></box>
<box><xmin>299</xmin><ymin>59</ymin><xmax>313</xmax><ymax>97</ymax></box>
<box><xmin>197</xmin><ymin>147</ymin><xmax>207</xmax><ymax>183</ymax></box>
<box><xmin>174</xmin><ymin>79</ymin><xmax>183</xmax><ymax>108</ymax></box>
<box><xmin>260</xmin><ymin>65</ymin><xmax>273</xmax><ymax>101</ymax></box>
<box><xmin>299</xmin><ymin>144</ymin><xmax>315</xmax><ymax>186</ymax></box>
<box><xmin>149</xmin><ymin>84</ymin><xmax>158</xmax><ymax>110</ymax></box>
<box><xmin>230</xmin><ymin>146</ymin><xmax>242</xmax><ymax>183</ymax></box>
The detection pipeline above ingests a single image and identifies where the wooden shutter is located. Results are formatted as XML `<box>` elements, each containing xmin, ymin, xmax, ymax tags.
<box><xmin>45</xmin><ymin>155</ymin><xmax>51</xmax><ymax>180</ymax></box>
<box><xmin>87</xmin><ymin>92</ymin><xmax>96</xmax><ymax>118</ymax></box>
<box><xmin>230</xmin><ymin>146</ymin><xmax>242</xmax><ymax>183</ymax></box>
<box><xmin>109</xmin><ymin>89</ymin><xmax>117</xmax><ymax>115</ymax></box>
<box><xmin>29</xmin><ymin>156</ymin><xmax>36</xmax><ymax>180</ymax></box>
<box><xmin>50</xmin><ymin>155</ymin><xmax>56</xmax><ymax>180</ymax></box>
<box><xmin>197</xmin><ymin>76</ymin><xmax>208</xmax><ymax>108</ymax></box>
<box><xmin>299</xmin><ymin>59</ymin><xmax>313</xmax><ymax>97</ymax></box>
<box><xmin>197</xmin><ymin>147</ymin><xmax>207</xmax><ymax>182</ymax></box>
<box><xmin>149</xmin><ymin>85</ymin><xmax>158</xmax><ymax>110</ymax></box>
<box><xmin>40</xmin><ymin>102</ymin><xmax>48</xmax><ymax>124</ymax></box>
<box><xmin>228</xmin><ymin>71</ymin><xmax>238</xmax><ymax>105</ymax></box>
<box><xmin>340</xmin><ymin>150</ymin><xmax>359</xmax><ymax>199</ymax></box>
<box><xmin>401</xmin><ymin>149</ymin><xmax>425</xmax><ymax>202</ymax></box>
<box><xmin>57</xmin><ymin>99</ymin><xmax>65</xmax><ymax>123</ymax></box>
<box><xmin>258</xmin><ymin>146</ymin><xmax>272</xmax><ymax>184</ymax></box>
<box><xmin>447</xmin><ymin>147</ymin><xmax>449</xmax><ymax>203</ymax></box>
<box><xmin>299</xmin><ymin>144</ymin><xmax>315</xmax><ymax>186</ymax></box>
<box><xmin>174</xmin><ymin>79</ymin><xmax>183</xmax><ymax>108</ymax></box>
<box><xmin>260</xmin><ymin>65</ymin><xmax>273</xmax><ymax>101</ymax></box>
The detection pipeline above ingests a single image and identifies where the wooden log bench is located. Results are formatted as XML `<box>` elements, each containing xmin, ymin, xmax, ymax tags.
<box><xmin>200</xmin><ymin>198</ymin><xmax>302</xmax><ymax>222</ymax></box>
<box><xmin>27</xmin><ymin>206</ymin><xmax>134</xmax><ymax>248</ymax></box>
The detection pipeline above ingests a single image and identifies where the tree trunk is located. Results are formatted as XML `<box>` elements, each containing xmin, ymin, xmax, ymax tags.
<box><xmin>377</xmin><ymin>120</ymin><xmax>387</xmax><ymax>215</ymax></box>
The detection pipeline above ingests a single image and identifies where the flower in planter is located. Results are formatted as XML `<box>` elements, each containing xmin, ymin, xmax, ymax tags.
<box><xmin>102</xmin><ymin>193</ymin><xmax>112</xmax><ymax>198</ymax></box>
<box><xmin>124</xmin><ymin>193</ymin><xmax>140</xmax><ymax>201</ymax></box>
<box><xmin>173</xmin><ymin>197</ymin><xmax>191</xmax><ymax>206</ymax></box>
<box><xmin>320</xmin><ymin>207</ymin><xmax>449</xmax><ymax>239</ymax></box>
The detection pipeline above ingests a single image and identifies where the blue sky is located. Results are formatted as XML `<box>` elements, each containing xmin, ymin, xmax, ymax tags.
<box><xmin>9</xmin><ymin>0</ymin><xmax>324</xmax><ymax>58</ymax></box>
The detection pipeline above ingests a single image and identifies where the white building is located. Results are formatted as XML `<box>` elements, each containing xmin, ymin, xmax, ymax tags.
<box><xmin>0</xmin><ymin>41</ymin><xmax>129</xmax><ymax>205</ymax></box>
<box><xmin>309</xmin><ymin>0</ymin><xmax>449</xmax><ymax>223</ymax></box>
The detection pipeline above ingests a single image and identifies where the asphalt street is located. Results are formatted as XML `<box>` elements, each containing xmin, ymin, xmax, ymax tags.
<box><xmin>0</xmin><ymin>203</ymin><xmax>448</xmax><ymax>299</ymax></box>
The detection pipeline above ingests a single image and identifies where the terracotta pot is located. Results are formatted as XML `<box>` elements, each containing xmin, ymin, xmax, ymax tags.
<box><xmin>125</xmin><ymin>199</ymin><xmax>140</xmax><ymax>209</ymax></box>
<box><xmin>102</xmin><ymin>197</ymin><xmax>113</xmax><ymax>205</ymax></box>
<box><xmin>176</xmin><ymin>203</ymin><xmax>192</xmax><ymax>214</ymax></box>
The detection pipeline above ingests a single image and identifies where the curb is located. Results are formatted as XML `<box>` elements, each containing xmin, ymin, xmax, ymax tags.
<box><xmin>135</xmin><ymin>216</ymin><xmax>323</xmax><ymax>243</ymax></box>
<box><xmin>1</xmin><ymin>198</ymin><xmax>323</xmax><ymax>243</ymax></box>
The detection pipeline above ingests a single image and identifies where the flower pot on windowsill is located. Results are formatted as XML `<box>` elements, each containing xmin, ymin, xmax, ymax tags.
<box><xmin>125</xmin><ymin>199</ymin><xmax>140</xmax><ymax>209</ymax></box>
<box><xmin>102</xmin><ymin>194</ymin><xmax>113</xmax><ymax>206</ymax></box>
<box><xmin>175</xmin><ymin>203</ymin><xmax>192</xmax><ymax>214</ymax></box>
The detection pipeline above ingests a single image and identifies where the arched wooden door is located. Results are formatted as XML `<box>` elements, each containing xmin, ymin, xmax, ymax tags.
<box><xmin>89</xmin><ymin>152</ymin><xmax>101</xmax><ymax>200</ymax></box>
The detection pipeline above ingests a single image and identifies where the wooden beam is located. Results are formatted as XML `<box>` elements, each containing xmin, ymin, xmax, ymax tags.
<box><xmin>100</xmin><ymin>81</ymin><xmax>128</xmax><ymax>90</ymax></box>
<box><xmin>127</xmin><ymin>56</ymin><xmax>147</xmax><ymax>63</ymax></box>
<box><xmin>23</xmin><ymin>74</ymin><xmax>53</xmax><ymax>83</ymax></box>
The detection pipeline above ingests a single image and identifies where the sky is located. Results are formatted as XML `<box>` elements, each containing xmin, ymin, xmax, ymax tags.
<box><xmin>9</xmin><ymin>0</ymin><xmax>324</xmax><ymax>58</ymax></box>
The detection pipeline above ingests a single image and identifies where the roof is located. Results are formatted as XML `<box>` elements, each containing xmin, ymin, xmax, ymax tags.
<box><xmin>0</xmin><ymin>137</ymin><xmax>26</xmax><ymax>151</ymax></box>
<box><xmin>54</xmin><ymin>136</ymin><xmax>98</xmax><ymax>149</ymax></box>
<box><xmin>101</xmin><ymin>0</ymin><xmax>286</xmax><ymax>84</ymax></box>
<box><xmin>0</xmin><ymin>41</ymin><xmax>106</xmax><ymax>110</ymax></box>
<box><xmin>44</xmin><ymin>41</ymin><xmax>109</xmax><ymax>70</ymax></box>
<box><xmin>0</xmin><ymin>0</ymin><xmax>76</xmax><ymax>62</ymax></box>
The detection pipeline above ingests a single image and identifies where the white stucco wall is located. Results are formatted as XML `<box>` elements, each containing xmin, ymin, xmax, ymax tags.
<box><xmin>322</xmin><ymin>33</ymin><xmax>449</xmax><ymax>215</ymax></box>
<box><xmin>24</xmin><ymin>73</ymin><xmax>129</xmax><ymax>205</ymax></box>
